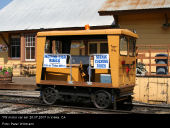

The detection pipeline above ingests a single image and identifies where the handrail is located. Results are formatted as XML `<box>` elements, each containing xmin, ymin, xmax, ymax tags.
<box><xmin>87</xmin><ymin>54</ymin><xmax>110</xmax><ymax>85</ymax></box>
<box><xmin>43</xmin><ymin>53</ymin><xmax>73</xmax><ymax>84</ymax></box>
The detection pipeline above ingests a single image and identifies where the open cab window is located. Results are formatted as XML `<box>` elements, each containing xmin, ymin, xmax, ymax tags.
<box><xmin>119</xmin><ymin>36</ymin><xmax>136</xmax><ymax>57</ymax></box>
<box><xmin>70</xmin><ymin>40</ymin><xmax>85</xmax><ymax>55</ymax></box>
<box><xmin>45</xmin><ymin>38</ymin><xmax>108</xmax><ymax>56</ymax></box>
<box><xmin>100</xmin><ymin>43</ymin><xmax>108</xmax><ymax>53</ymax></box>
<box><xmin>88</xmin><ymin>40</ymin><xmax>108</xmax><ymax>54</ymax></box>
<box><xmin>89</xmin><ymin>43</ymin><xmax>97</xmax><ymax>54</ymax></box>
<box><xmin>45</xmin><ymin>40</ymin><xmax>63</xmax><ymax>54</ymax></box>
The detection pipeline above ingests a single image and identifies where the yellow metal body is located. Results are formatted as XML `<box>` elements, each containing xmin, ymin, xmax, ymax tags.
<box><xmin>36</xmin><ymin>29</ymin><xmax>138</xmax><ymax>89</ymax></box>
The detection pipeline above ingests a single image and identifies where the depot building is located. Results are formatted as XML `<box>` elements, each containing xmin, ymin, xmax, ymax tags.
<box><xmin>0</xmin><ymin>0</ymin><xmax>114</xmax><ymax>76</ymax></box>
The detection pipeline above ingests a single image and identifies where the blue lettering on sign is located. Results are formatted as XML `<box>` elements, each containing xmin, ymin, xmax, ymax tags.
<box><xmin>44</xmin><ymin>55</ymin><xmax>48</xmax><ymax>58</ymax></box>
<box><xmin>59</xmin><ymin>55</ymin><xmax>66</xmax><ymax>59</ymax></box>
<box><xmin>97</xmin><ymin>64</ymin><xmax>106</xmax><ymax>68</ymax></box>
<box><xmin>59</xmin><ymin>65</ymin><xmax>65</xmax><ymax>67</ymax></box>
<box><xmin>94</xmin><ymin>54</ymin><xmax>109</xmax><ymax>69</ymax></box>
<box><xmin>44</xmin><ymin>54</ymin><xmax>67</xmax><ymax>68</ymax></box>
<box><xmin>96</xmin><ymin>55</ymin><xmax>107</xmax><ymax>59</ymax></box>
<box><xmin>52</xmin><ymin>64</ymin><xmax>59</xmax><ymax>67</ymax></box>
<box><xmin>44</xmin><ymin>55</ymin><xmax>66</xmax><ymax>59</ymax></box>
<box><xmin>44</xmin><ymin>64</ymin><xmax>48</xmax><ymax>67</ymax></box>
<box><xmin>49</xmin><ymin>59</ymin><xmax>60</xmax><ymax>63</ymax></box>
<box><xmin>95</xmin><ymin>60</ymin><xmax>108</xmax><ymax>63</ymax></box>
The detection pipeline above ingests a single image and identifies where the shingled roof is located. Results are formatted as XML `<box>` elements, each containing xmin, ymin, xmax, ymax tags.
<box><xmin>0</xmin><ymin>0</ymin><xmax>114</xmax><ymax>32</ymax></box>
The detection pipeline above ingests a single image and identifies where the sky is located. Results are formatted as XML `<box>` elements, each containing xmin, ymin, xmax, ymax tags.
<box><xmin>0</xmin><ymin>0</ymin><xmax>12</xmax><ymax>9</ymax></box>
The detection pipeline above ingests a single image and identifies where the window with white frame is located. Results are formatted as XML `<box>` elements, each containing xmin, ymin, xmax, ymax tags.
<box><xmin>10</xmin><ymin>35</ymin><xmax>20</xmax><ymax>58</ymax></box>
<box><xmin>25</xmin><ymin>34</ymin><xmax>35</xmax><ymax>61</ymax></box>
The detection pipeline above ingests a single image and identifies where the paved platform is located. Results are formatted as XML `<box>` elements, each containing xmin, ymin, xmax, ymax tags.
<box><xmin>0</xmin><ymin>77</ymin><xmax>37</xmax><ymax>90</ymax></box>
<box><xmin>12</xmin><ymin>77</ymin><xmax>36</xmax><ymax>85</ymax></box>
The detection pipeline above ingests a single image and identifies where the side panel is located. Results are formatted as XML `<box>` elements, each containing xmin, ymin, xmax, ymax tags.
<box><xmin>45</xmin><ymin>67</ymin><xmax>82</xmax><ymax>82</ymax></box>
<box><xmin>36</xmin><ymin>36</ymin><xmax>46</xmax><ymax>83</ymax></box>
<box><xmin>107</xmin><ymin>35</ymin><xmax>120</xmax><ymax>88</ymax></box>
<box><xmin>95</xmin><ymin>69</ymin><xmax>110</xmax><ymax>82</ymax></box>
<box><xmin>134</xmin><ymin>77</ymin><xmax>169</xmax><ymax>104</ymax></box>
<box><xmin>119</xmin><ymin>56</ymin><xmax>136</xmax><ymax>87</ymax></box>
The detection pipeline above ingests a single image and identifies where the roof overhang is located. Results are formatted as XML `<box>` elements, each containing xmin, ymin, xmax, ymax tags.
<box><xmin>0</xmin><ymin>25</ymin><xmax>114</xmax><ymax>33</ymax></box>
<box><xmin>99</xmin><ymin>8</ymin><xmax>170</xmax><ymax>16</ymax></box>
<box><xmin>37</xmin><ymin>29</ymin><xmax>139</xmax><ymax>38</ymax></box>
<box><xmin>0</xmin><ymin>0</ymin><xmax>114</xmax><ymax>32</ymax></box>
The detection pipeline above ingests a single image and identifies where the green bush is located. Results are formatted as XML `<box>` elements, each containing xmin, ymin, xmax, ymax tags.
<box><xmin>0</xmin><ymin>67</ymin><xmax>13</xmax><ymax>76</ymax></box>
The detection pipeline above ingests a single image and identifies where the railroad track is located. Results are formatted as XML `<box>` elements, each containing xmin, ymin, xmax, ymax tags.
<box><xmin>132</xmin><ymin>102</ymin><xmax>170</xmax><ymax>114</ymax></box>
<box><xmin>0</xmin><ymin>90</ymin><xmax>170</xmax><ymax>114</ymax></box>
<box><xmin>0</xmin><ymin>94</ymin><xmax>146</xmax><ymax>114</ymax></box>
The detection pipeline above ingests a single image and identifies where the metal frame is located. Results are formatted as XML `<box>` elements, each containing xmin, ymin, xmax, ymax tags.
<box><xmin>43</xmin><ymin>53</ymin><xmax>73</xmax><ymax>84</ymax></box>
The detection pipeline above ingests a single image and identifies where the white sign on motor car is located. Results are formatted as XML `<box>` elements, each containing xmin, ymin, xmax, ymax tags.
<box><xmin>94</xmin><ymin>54</ymin><xmax>109</xmax><ymax>69</ymax></box>
<box><xmin>43</xmin><ymin>54</ymin><xmax>67</xmax><ymax>68</ymax></box>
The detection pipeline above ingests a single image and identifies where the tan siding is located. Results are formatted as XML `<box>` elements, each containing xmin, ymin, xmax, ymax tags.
<box><xmin>118</xmin><ymin>12</ymin><xmax>170</xmax><ymax>104</ymax></box>
<box><xmin>0</xmin><ymin>33</ymin><xmax>36</xmax><ymax>76</ymax></box>
<box><xmin>134</xmin><ymin>77</ymin><xmax>170</xmax><ymax>104</ymax></box>
<box><xmin>118</xmin><ymin>12</ymin><xmax>170</xmax><ymax>45</ymax></box>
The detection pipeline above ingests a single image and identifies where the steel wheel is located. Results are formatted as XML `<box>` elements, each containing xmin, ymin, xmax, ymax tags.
<box><xmin>42</xmin><ymin>87</ymin><xmax>59</xmax><ymax>105</ymax></box>
<box><xmin>92</xmin><ymin>90</ymin><xmax>112</xmax><ymax>109</ymax></box>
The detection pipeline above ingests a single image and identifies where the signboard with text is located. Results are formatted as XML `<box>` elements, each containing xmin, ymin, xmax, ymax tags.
<box><xmin>43</xmin><ymin>54</ymin><xmax>67</xmax><ymax>68</ymax></box>
<box><xmin>94</xmin><ymin>54</ymin><xmax>109</xmax><ymax>69</ymax></box>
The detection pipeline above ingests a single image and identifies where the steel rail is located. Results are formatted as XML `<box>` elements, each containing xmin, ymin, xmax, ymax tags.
<box><xmin>132</xmin><ymin>102</ymin><xmax>170</xmax><ymax>109</ymax></box>
<box><xmin>0</xmin><ymin>95</ymin><xmax>147</xmax><ymax>114</ymax></box>
<box><xmin>1</xmin><ymin>92</ymin><xmax>170</xmax><ymax>110</ymax></box>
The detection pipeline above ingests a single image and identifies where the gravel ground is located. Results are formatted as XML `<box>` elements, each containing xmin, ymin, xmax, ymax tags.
<box><xmin>1</xmin><ymin>91</ymin><xmax>170</xmax><ymax>114</ymax></box>
<box><xmin>0</xmin><ymin>90</ymin><xmax>39</xmax><ymax>97</ymax></box>
<box><xmin>0</xmin><ymin>103</ymin><xmax>97</xmax><ymax>114</ymax></box>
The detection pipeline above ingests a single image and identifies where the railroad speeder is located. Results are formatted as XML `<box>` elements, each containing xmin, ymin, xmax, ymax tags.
<box><xmin>36</xmin><ymin>29</ymin><xmax>138</xmax><ymax>109</ymax></box>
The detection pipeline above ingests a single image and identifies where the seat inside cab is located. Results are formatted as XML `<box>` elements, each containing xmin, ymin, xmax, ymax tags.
<box><xmin>43</xmin><ymin>35</ymin><xmax>110</xmax><ymax>82</ymax></box>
